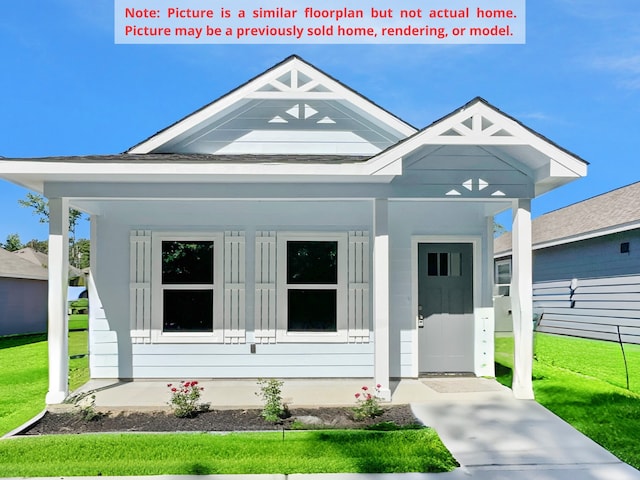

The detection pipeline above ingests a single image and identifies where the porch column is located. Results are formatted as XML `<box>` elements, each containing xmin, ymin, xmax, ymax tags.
<box><xmin>511</xmin><ymin>199</ymin><xmax>534</xmax><ymax>399</ymax></box>
<box><xmin>46</xmin><ymin>197</ymin><xmax>70</xmax><ymax>404</ymax></box>
<box><xmin>373</xmin><ymin>198</ymin><xmax>391</xmax><ymax>400</ymax></box>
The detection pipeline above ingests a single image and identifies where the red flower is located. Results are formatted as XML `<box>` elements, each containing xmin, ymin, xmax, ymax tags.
<box><xmin>355</xmin><ymin>393</ymin><xmax>361</xmax><ymax>399</ymax></box>
<box><xmin>192</xmin><ymin>381</ymin><xmax>198</xmax><ymax>386</ymax></box>
<box><xmin>362</xmin><ymin>386</ymin><xmax>368</xmax><ymax>391</ymax></box>
<box><xmin>167</xmin><ymin>383</ymin><xmax>172</xmax><ymax>388</ymax></box>
<box><xmin>376</xmin><ymin>384</ymin><xmax>382</xmax><ymax>389</ymax></box>
<box><xmin>366</xmin><ymin>393</ymin><xmax>372</xmax><ymax>400</ymax></box>
<box><xmin>171</xmin><ymin>388</ymin><xmax>177</xmax><ymax>392</ymax></box>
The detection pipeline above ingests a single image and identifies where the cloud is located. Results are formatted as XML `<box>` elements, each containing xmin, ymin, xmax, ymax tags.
<box><xmin>591</xmin><ymin>54</ymin><xmax>640</xmax><ymax>89</ymax></box>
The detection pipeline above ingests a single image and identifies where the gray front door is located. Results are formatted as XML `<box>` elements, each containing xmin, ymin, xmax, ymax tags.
<box><xmin>418</xmin><ymin>243</ymin><xmax>474</xmax><ymax>373</ymax></box>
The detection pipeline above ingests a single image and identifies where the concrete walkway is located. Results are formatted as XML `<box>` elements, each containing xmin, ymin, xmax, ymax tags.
<box><xmin>11</xmin><ymin>377</ymin><xmax>640</xmax><ymax>479</ymax></box>
<box><xmin>410</xmin><ymin>378</ymin><xmax>640</xmax><ymax>479</ymax></box>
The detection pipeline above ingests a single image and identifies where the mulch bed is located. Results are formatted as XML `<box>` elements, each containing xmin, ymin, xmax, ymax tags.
<box><xmin>21</xmin><ymin>405</ymin><xmax>421</xmax><ymax>435</ymax></box>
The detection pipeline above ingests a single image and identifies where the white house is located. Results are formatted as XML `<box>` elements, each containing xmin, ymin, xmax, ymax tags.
<box><xmin>0</xmin><ymin>55</ymin><xmax>587</xmax><ymax>403</ymax></box>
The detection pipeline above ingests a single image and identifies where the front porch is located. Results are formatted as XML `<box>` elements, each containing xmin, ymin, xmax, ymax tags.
<box><xmin>61</xmin><ymin>377</ymin><xmax>508</xmax><ymax>412</ymax></box>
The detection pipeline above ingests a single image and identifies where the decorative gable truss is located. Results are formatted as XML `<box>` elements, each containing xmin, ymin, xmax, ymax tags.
<box><xmin>376</xmin><ymin>99</ymin><xmax>587</xmax><ymax>199</ymax></box>
<box><xmin>128</xmin><ymin>56</ymin><xmax>415</xmax><ymax>156</ymax></box>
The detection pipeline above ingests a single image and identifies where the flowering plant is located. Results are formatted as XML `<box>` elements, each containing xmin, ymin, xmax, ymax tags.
<box><xmin>256</xmin><ymin>378</ymin><xmax>289</xmax><ymax>423</ymax></box>
<box><xmin>352</xmin><ymin>384</ymin><xmax>384</xmax><ymax>421</ymax></box>
<box><xmin>167</xmin><ymin>380</ymin><xmax>207</xmax><ymax>418</ymax></box>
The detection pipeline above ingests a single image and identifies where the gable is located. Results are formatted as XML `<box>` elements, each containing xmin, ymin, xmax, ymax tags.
<box><xmin>373</xmin><ymin>97</ymin><xmax>588</xmax><ymax>199</ymax></box>
<box><xmin>128</xmin><ymin>55</ymin><xmax>417</xmax><ymax>156</ymax></box>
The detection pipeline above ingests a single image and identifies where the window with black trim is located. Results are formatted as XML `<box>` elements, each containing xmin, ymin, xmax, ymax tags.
<box><xmin>427</xmin><ymin>252</ymin><xmax>462</xmax><ymax>277</ymax></box>
<box><xmin>286</xmin><ymin>241</ymin><xmax>338</xmax><ymax>332</ymax></box>
<box><xmin>152</xmin><ymin>233</ymin><xmax>224</xmax><ymax>343</ymax></box>
<box><xmin>161</xmin><ymin>240</ymin><xmax>214</xmax><ymax>332</ymax></box>
<box><xmin>276</xmin><ymin>233</ymin><xmax>347</xmax><ymax>342</ymax></box>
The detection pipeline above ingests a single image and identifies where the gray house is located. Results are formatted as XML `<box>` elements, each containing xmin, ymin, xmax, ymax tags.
<box><xmin>494</xmin><ymin>181</ymin><xmax>640</xmax><ymax>343</ymax></box>
<box><xmin>0</xmin><ymin>247</ymin><xmax>48</xmax><ymax>336</ymax></box>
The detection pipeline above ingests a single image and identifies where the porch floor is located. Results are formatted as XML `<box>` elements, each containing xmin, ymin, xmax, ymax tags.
<box><xmin>62</xmin><ymin>377</ymin><xmax>506</xmax><ymax>411</ymax></box>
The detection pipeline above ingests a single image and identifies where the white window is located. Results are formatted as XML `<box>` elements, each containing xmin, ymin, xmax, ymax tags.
<box><xmin>494</xmin><ymin>258</ymin><xmax>511</xmax><ymax>296</ymax></box>
<box><xmin>151</xmin><ymin>233</ymin><xmax>224</xmax><ymax>343</ymax></box>
<box><xmin>276</xmin><ymin>233</ymin><xmax>348</xmax><ymax>342</ymax></box>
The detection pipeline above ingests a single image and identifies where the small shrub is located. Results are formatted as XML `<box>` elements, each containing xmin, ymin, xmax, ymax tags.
<box><xmin>256</xmin><ymin>378</ymin><xmax>288</xmax><ymax>423</ymax></box>
<box><xmin>167</xmin><ymin>381</ymin><xmax>207</xmax><ymax>418</ymax></box>
<box><xmin>75</xmin><ymin>394</ymin><xmax>106</xmax><ymax>421</ymax></box>
<box><xmin>352</xmin><ymin>384</ymin><xmax>384</xmax><ymax>421</ymax></box>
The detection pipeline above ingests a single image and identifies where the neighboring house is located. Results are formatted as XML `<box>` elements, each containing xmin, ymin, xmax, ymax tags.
<box><xmin>494</xmin><ymin>181</ymin><xmax>640</xmax><ymax>344</ymax></box>
<box><xmin>13</xmin><ymin>247</ymin><xmax>86</xmax><ymax>285</ymax></box>
<box><xmin>0</xmin><ymin>55</ymin><xmax>587</xmax><ymax>403</ymax></box>
<box><xmin>0</xmin><ymin>247</ymin><xmax>48</xmax><ymax>336</ymax></box>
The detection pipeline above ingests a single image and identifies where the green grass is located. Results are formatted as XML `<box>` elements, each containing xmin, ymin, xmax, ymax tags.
<box><xmin>495</xmin><ymin>333</ymin><xmax>640</xmax><ymax>470</ymax></box>
<box><xmin>0</xmin><ymin>429</ymin><xmax>458</xmax><ymax>476</ymax></box>
<box><xmin>0</xmin><ymin>331</ymin><xmax>88</xmax><ymax>436</ymax></box>
<box><xmin>68</xmin><ymin>314</ymin><xmax>88</xmax><ymax>331</ymax></box>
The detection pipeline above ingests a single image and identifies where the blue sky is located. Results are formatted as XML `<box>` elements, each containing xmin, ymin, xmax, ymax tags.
<box><xmin>1</xmin><ymin>0</ymin><xmax>639</xmax><ymax>242</ymax></box>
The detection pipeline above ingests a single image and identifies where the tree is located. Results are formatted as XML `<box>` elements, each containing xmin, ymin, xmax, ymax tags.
<box><xmin>493</xmin><ymin>222</ymin><xmax>507</xmax><ymax>237</ymax></box>
<box><xmin>75</xmin><ymin>239</ymin><xmax>91</xmax><ymax>269</ymax></box>
<box><xmin>2</xmin><ymin>233</ymin><xmax>23</xmax><ymax>252</ymax></box>
<box><xmin>19</xmin><ymin>193</ymin><xmax>86</xmax><ymax>268</ymax></box>
<box><xmin>25</xmin><ymin>238</ymin><xmax>48</xmax><ymax>254</ymax></box>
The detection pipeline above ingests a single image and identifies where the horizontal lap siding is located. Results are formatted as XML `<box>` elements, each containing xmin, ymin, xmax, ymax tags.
<box><xmin>89</xmin><ymin>272</ymin><xmax>120</xmax><ymax>378</ymax></box>
<box><xmin>533</xmin><ymin>231</ymin><xmax>640</xmax><ymax>283</ymax></box>
<box><xmin>534</xmin><ymin>275</ymin><xmax>640</xmax><ymax>344</ymax></box>
<box><xmin>130</xmin><ymin>342</ymin><xmax>374</xmax><ymax>378</ymax></box>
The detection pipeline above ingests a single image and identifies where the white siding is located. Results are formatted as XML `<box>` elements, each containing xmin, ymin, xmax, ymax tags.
<box><xmin>388</xmin><ymin>201</ymin><xmax>494</xmax><ymax>377</ymax></box>
<box><xmin>90</xmin><ymin>198</ymin><xmax>496</xmax><ymax>379</ymax></box>
<box><xmin>91</xmin><ymin>200</ymin><xmax>375</xmax><ymax>379</ymax></box>
<box><xmin>88</xmin><ymin>272</ymin><xmax>119</xmax><ymax>378</ymax></box>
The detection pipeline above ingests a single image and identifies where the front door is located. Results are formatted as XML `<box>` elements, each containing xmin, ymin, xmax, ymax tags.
<box><xmin>418</xmin><ymin>243</ymin><xmax>474</xmax><ymax>373</ymax></box>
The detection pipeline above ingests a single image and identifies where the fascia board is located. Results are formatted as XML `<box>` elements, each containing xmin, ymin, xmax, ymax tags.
<box><xmin>368</xmin><ymin>101</ymin><xmax>587</xmax><ymax>185</ymax></box>
<box><xmin>1</xmin><ymin>159</ymin><xmax>396</xmax><ymax>183</ymax></box>
<box><xmin>494</xmin><ymin>221</ymin><xmax>640</xmax><ymax>258</ymax></box>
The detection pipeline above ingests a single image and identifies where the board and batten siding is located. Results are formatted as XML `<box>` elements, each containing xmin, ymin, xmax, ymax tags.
<box><xmin>533</xmin><ymin>275</ymin><xmax>640</xmax><ymax>344</ymax></box>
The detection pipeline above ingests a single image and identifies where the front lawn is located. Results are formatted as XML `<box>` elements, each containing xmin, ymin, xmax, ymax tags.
<box><xmin>495</xmin><ymin>333</ymin><xmax>640</xmax><ymax>470</ymax></box>
<box><xmin>0</xmin><ymin>331</ymin><xmax>88</xmax><ymax>437</ymax></box>
<box><xmin>0</xmin><ymin>429</ymin><xmax>458</xmax><ymax>476</ymax></box>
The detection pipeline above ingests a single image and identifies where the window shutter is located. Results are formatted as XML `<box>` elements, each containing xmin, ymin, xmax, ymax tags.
<box><xmin>348</xmin><ymin>231</ymin><xmax>370</xmax><ymax>343</ymax></box>
<box><xmin>224</xmin><ymin>231</ymin><xmax>246</xmax><ymax>343</ymax></box>
<box><xmin>255</xmin><ymin>231</ymin><xmax>277</xmax><ymax>343</ymax></box>
<box><xmin>130</xmin><ymin>230</ymin><xmax>151</xmax><ymax>343</ymax></box>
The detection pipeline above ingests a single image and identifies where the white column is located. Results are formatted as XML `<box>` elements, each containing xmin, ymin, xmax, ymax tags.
<box><xmin>46</xmin><ymin>197</ymin><xmax>70</xmax><ymax>404</ymax></box>
<box><xmin>373</xmin><ymin>199</ymin><xmax>391</xmax><ymax>400</ymax></box>
<box><xmin>511</xmin><ymin>199</ymin><xmax>534</xmax><ymax>399</ymax></box>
